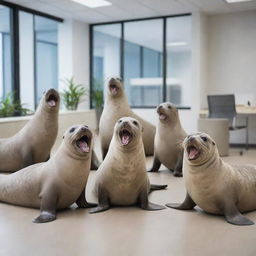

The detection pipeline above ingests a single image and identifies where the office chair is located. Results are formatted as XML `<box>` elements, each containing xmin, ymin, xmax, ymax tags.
<box><xmin>207</xmin><ymin>94</ymin><xmax>249</xmax><ymax>151</ymax></box>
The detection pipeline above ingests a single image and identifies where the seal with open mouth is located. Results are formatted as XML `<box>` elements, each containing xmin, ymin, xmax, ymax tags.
<box><xmin>0</xmin><ymin>89</ymin><xmax>60</xmax><ymax>172</ymax></box>
<box><xmin>99</xmin><ymin>77</ymin><xmax>156</xmax><ymax>159</ymax></box>
<box><xmin>0</xmin><ymin>125</ymin><xmax>96</xmax><ymax>223</ymax></box>
<box><xmin>91</xmin><ymin>117</ymin><xmax>167</xmax><ymax>213</ymax></box>
<box><xmin>166</xmin><ymin>132</ymin><xmax>256</xmax><ymax>225</ymax></box>
<box><xmin>148</xmin><ymin>102</ymin><xmax>187</xmax><ymax>177</ymax></box>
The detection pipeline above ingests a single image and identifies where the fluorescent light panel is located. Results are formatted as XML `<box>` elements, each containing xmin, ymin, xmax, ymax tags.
<box><xmin>225</xmin><ymin>0</ymin><xmax>254</xmax><ymax>3</ymax></box>
<box><xmin>167</xmin><ymin>41</ymin><xmax>187</xmax><ymax>47</ymax></box>
<box><xmin>71</xmin><ymin>0</ymin><xmax>112</xmax><ymax>8</ymax></box>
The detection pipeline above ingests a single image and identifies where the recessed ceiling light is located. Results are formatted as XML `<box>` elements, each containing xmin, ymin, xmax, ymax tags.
<box><xmin>225</xmin><ymin>0</ymin><xmax>254</xmax><ymax>3</ymax></box>
<box><xmin>71</xmin><ymin>0</ymin><xmax>112</xmax><ymax>8</ymax></box>
<box><xmin>167</xmin><ymin>42</ymin><xmax>187</xmax><ymax>47</ymax></box>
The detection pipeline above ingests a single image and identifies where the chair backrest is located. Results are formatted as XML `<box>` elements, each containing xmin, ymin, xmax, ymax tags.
<box><xmin>207</xmin><ymin>94</ymin><xmax>237</xmax><ymax>126</ymax></box>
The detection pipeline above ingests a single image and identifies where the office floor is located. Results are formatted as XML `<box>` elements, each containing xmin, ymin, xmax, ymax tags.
<box><xmin>0</xmin><ymin>147</ymin><xmax>256</xmax><ymax>256</ymax></box>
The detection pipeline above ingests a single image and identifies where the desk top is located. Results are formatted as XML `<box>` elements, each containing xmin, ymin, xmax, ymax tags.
<box><xmin>200</xmin><ymin>105</ymin><xmax>256</xmax><ymax>116</ymax></box>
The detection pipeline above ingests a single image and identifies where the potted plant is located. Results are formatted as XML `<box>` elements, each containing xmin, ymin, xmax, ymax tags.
<box><xmin>0</xmin><ymin>93</ymin><xmax>31</xmax><ymax>117</ymax></box>
<box><xmin>61</xmin><ymin>77</ymin><xmax>87</xmax><ymax>111</ymax></box>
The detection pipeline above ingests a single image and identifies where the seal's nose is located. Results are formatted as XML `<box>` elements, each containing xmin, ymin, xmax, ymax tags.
<box><xmin>188</xmin><ymin>136</ymin><xmax>195</xmax><ymax>142</ymax></box>
<box><xmin>81</xmin><ymin>126</ymin><xmax>88</xmax><ymax>131</ymax></box>
<box><xmin>109</xmin><ymin>78</ymin><xmax>116</xmax><ymax>84</ymax></box>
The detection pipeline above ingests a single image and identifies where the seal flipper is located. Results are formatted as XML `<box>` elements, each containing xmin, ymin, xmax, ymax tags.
<box><xmin>139</xmin><ymin>187</ymin><xmax>165</xmax><ymax>210</ymax></box>
<box><xmin>90</xmin><ymin>187</ymin><xmax>110</xmax><ymax>214</ymax></box>
<box><xmin>173</xmin><ymin>151</ymin><xmax>183</xmax><ymax>177</ymax></box>
<box><xmin>222</xmin><ymin>201</ymin><xmax>254</xmax><ymax>225</ymax></box>
<box><xmin>90</xmin><ymin>150</ymin><xmax>100</xmax><ymax>170</ymax></box>
<box><xmin>166</xmin><ymin>192</ymin><xmax>196</xmax><ymax>210</ymax></box>
<box><xmin>148</xmin><ymin>155</ymin><xmax>161</xmax><ymax>172</ymax></box>
<box><xmin>76</xmin><ymin>189</ymin><xmax>97</xmax><ymax>208</ymax></box>
<box><xmin>33</xmin><ymin>189</ymin><xmax>57</xmax><ymax>223</ymax></box>
<box><xmin>150</xmin><ymin>184</ymin><xmax>168</xmax><ymax>192</ymax></box>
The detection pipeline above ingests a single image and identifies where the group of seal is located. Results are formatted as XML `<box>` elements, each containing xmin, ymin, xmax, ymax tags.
<box><xmin>0</xmin><ymin>78</ymin><xmax>256</xmax><ymax>226</ymax></box>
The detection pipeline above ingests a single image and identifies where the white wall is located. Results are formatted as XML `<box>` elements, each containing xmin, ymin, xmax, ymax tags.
<box><xmin>206</xmin><ymin>10</ymin><xmax>256</xmax><ymax>144</ymax></box>
<box><xmin>58</xmin><ymin>19</ymin><xmax>90</xmax><ymax>109</ymax></box>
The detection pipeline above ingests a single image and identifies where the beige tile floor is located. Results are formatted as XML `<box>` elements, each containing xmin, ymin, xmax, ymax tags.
<box><xmin>0</xmin><ymin>147</ymin><xmax>256</xmax><ymax>256</ymax></box>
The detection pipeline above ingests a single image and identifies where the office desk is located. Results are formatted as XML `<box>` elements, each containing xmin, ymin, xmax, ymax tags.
<box><xmin>200</xmin><ymin>105</ymin><xmax>256</xmax><ymax>117</ymax></box>
<box><xmin>200</xmin><ymin>105</ymin><xmax>256</xmax><ymax>147</ymax></box>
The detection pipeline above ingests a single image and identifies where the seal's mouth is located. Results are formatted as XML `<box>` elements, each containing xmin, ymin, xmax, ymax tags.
<box><xmin>157</xmin><ymin>109</ymin><xmax>168</xmax><ymax>121</ymax></box>
<box><xmin>46</xmin><ymin>93</ymin><xmax>59</xmax><ymax>107</ymax></box>
<box><xmin>109</xmin><ymin>84</ymin><xmax>119</xmax><ymax>95</ymax></box>
<box><xmin>76</xmin><ymin>135</ymin><xmax>91</xmax><ymax>153</ymax></box>
<box><xmin>119</xmin><ymin>129</ymin><xmax>132</xmax><ymax>146</ymax></box>
<box><xmin>187</xmin><ymin>145</ymin><xmax>200</xmax><ymax>160</ymax></box>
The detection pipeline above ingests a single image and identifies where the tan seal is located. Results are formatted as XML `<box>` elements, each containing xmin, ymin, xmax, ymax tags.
<box><xmin>99</xmin><ymin>77</ymin><xmax>155</xmax><ymax>159</ymax></box>
<box><xmin>0</xmin><ymin>125</ymin><xmax>96</xmax><ymax>223</ymax></box>
<box><xmin>90</xmin><ymin>117</ymin><xmax>167</xmax><ymax>213</ymax></box>
<box><xmin>149</xmin><ymin>102</ymin><xmax>187</xmax><ymax>177</ymax></box>
<box><xmin>0</xmin><ymin>89</ymin><xmax>60</xmax><ymax>172</ymax></box>
<box><xmin>166</xmin><ymin>132</ymin><xmax>256</xmax><ymax>225</ymax></box>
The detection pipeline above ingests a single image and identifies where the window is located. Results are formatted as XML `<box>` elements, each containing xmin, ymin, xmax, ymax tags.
<box><xmin>0</xmin><ymin>2</ymin><xmax>62</xmax><ymax>112</ymax></box>
<box><xmin>35</xmin><ymin>16</ymin><xmax>58</xmax><ymax>106</ymax></box>
<box><xmin>91</xmin><ymin>14</ymin><xmax>192</xmax><ymax>109</ymax></box>
<box><xmin>0</xmin><ymin>5</ymin><xmax>13</xmax><ymax>99</ymax></box>
<box><xmin>19</xmin><ymin>12</ymin><xmax>58</xmax><ymax>110</ymax></box>
<box><xmin>92</xmin><ymin>24</ymin><xmax>121</xmax><ymax>94</ymax></box>
<box><xmin>124</xmin><ymin>19</ymin><xmax>163</xmax><ymax>107</ymax></box>
<box><xmin>166</xmin><ymin>16</ymin><xmax>192</xmax><ymax>107</ymax></box>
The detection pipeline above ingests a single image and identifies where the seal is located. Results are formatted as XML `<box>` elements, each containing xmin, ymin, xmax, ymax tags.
<box><xmin>0</xmin><ymin>89</ymin><xmax>60</xmax><ymax>172</ymax></box>
<box><xmin>90</xmin><ymin>117</ymin><xmax>167</xmax><ymax>213</ymax></box>
<box><xmin>99</xmin><ymin>77</ymin><xmax>155</xmax><ymax>159</ymax></box>
<box><xmin>0</xmin><ymin>125</ymin><xmax>97</xmax><ymax>223</ymax></box>
<box><xmin>149</xmin><ymin>102</ymin><xmax>187</xmax><ymax>177</ymax></box>
<box><xmin>166</xmin><ymin>132</ymin><xmax>256</xmax><ymax>225</ymax></box>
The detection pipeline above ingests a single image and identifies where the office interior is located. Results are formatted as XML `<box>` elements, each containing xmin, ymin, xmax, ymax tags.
<box><xmin>0</xmin><ymin>0</ymin><xmax>256</xmax><ymax>255</ymax></box>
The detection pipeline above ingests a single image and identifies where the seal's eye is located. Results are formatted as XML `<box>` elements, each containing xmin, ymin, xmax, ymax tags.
<box><xmin>118</xmin><ymin>120</ymin><xmax>122</xmax><ymax>123</ymax></box>
<box><xmin>168</xmin><ymin>105</ymin><xmax>172</xmax><ymax>109</ymax></box>
<box><xmin>133</xmin><ymin>121</ymin><xmax>138</xmax><ymax>126</ymax></box>
<box><xmin>69</xmin><ymin>127</ymin><xmax>76</xmax><ymax>133</ymax></box>
<box><xmin>201</xmin><ymin>136</ymin><xmax>208</xmax><ymax>142</ymax></box>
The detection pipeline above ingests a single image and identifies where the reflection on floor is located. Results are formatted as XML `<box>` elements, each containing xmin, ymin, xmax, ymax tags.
<box><xmin>0</xmin><ymin>147</ymin><xmax>256</xmax><ymax>255</ymax></box>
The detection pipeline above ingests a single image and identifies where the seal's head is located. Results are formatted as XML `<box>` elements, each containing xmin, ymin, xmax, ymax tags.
<box><xmin>184</xmin><ymin>132</ymin><xmax>217</xmax><ymax>166</ymax></box>
<box><xmin>107</xmin><ymin>77</ymin><xmax>123</xmax><ymax>97</ymax></box>
<box><xmin>63</xmin><ymin>125</ymin><xmax>93</xmax><ymax>157</ymax></box>
<box><xmin>114</xmin><ymin>117</ymin><xmax>143</xmax><ymax>149</ymax></box>
<box><xmin>157</xmin><ymin>102</ymin><xmax>179</xmax><ymax>124</ymax></box>
<box><xmin>42</xmin><ymin>89</ymin><xmax>60</xmax><ymax>112</ymax></box>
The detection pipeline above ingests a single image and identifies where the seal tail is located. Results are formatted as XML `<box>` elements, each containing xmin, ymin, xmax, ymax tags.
<box><xmin>150</xmin><ymin>184</ymin><xmax>168</xmax><ymax>192</ymax></box>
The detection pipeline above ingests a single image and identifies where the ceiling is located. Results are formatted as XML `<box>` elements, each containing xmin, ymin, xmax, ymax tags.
<box><xmin>3</xmin><ymin>0</ymin><xmax>256</xmax><ymax>24</ymax></box>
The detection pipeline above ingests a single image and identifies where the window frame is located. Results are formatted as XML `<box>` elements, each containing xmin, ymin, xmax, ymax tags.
<box><xmin>89</xmin><ymin>13</ymin><xmax>192</xmax><ymax>110</ymax></box>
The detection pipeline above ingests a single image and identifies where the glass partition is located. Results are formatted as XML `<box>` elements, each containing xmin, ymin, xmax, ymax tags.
<box><xmin>35</xmin><ymin>16</ymin><xmax>58</xmax><ymax>106</ymax></box>
<box><xmin>166</xmin><ymin>16</ymin><xmax>192</xmax><ymax>107</ymax></box>
<box><xmin>124</xmin><ymin>19</ymin><xmax>163</xmax><ymax>107</ymax></box>
<box><xmin>92</xmin><ymin>24</ymin><xmax>121</xmax><ymax>93</ymax></box>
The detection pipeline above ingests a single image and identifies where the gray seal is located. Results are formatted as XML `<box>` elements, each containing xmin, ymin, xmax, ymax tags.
<box><xmin>166</xmin><ymin>132</ymin><xmax>256</xmax><ymax>225</ymax></box>
<box><xmin>99</xmin><ymin>77</ymin><xmax>155</xmax><ymax>159</ymax></box>
<box><xmin>0</xmin><ymin>125</ymin><xmax>96</xmax><ymax>223</ymax></box>
<box><xmin>149</xmin><ymin>102</ymin><xmax>187</xmax><ymax>177</ymax></box>
<box><xmin>0</xmin><ymin>89</ymin><xmax>60</xmax><ymax>172</ymax></box>
<box><xmin>90</xmin><ymin>117</ymin><xmax>167</xmax><ymax>213</ymax></box>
